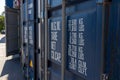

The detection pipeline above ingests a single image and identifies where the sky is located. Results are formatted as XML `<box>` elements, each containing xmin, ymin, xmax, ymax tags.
<box><xmin>0</xmin><ymin>0</ymin><xmax>5</xmax><ymax>15</ymax></box>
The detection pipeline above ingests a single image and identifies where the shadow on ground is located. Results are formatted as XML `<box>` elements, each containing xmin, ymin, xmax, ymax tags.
<box><xmin>0</xmin><ymin>57</ymin><xmax>24</xmax><ymax>80</ymax></box>
<box><xmin>0</xmin><ymin>36</ymin><xmax>5</xmax><ymax>43</ymax></box>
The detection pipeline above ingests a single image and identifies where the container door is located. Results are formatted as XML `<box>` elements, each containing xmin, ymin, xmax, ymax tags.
<box><xmin>27</xmin><ymin>0</ymin><xmax>36</xmax><ymax>79</ymax></box>
<box><xmin>21</xmin><ymin>0</ymin><xmax>29</xmax><ymax>78</ymax></box>
<box><xmin>5</xmin><ymin>7</ymin><xmax>20</xmax><ymax>56</ymax></box>
<box><xmin>47</xmin><ymin>0</ymin><xmax>104</xmax><ymax>80</ymax></box>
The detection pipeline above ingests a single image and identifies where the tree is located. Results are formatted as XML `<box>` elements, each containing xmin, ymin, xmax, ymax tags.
<box><xmin>1</xmin><ymin>11</ymin><xmax>5</xmax><ymax>16</ymax></box>
<box><xmin>0</xmin><ymin>16</ymin><xmax>5</xmax><ymax>32</ymax></box>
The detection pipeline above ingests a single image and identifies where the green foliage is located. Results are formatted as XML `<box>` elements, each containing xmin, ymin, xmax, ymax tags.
<box><xmin>0</xmin><ymin>16</ymin><xmax>5</xmax><ymax>32</ymax></box>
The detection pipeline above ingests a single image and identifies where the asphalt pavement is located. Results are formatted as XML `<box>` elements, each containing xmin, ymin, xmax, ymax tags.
<box><xmin>0</xmin><ymin>34</ymin><xmax>24</xmax><ymax>80</ymax></box>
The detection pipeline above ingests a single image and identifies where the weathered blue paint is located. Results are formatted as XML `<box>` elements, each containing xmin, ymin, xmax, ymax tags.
<box><xmin>107</xmin><ymin>0</ymin><xmax>120</xmax><ymax>80</ymax></box>
<box><xmin>49</xmin><ymin>17</ymin><xmax>62</xmax><ymax>64</ymax></box>
<box><xmin>5</xmin><ymin>0</ymin><xmax>13</xmax><ymax>8</ymax></box>
<box><xmin>20</xmin><ymin>0</ymin><xmax>120</xmax><ymax>80</ymax></box>
<box><xmin>48</xmin><ymin>0</ymin><xmax>62</xmax><ymax>7</ymax></box>
<box><xmin>21</xmin><ymin>0</ymin><xmax>35</xmax><ymax>79</ymax></box>
<box><xmin>48</xmin><ymin>1</ymin><xmax>104</xmax><ymax>80</ymax></box>
<box><xmin>22</xmin><ymin>2</ymin><xmax>27</xmax><ymax>21</ymax></box>
<box><xmin>27</xmin><ymin>0</ymin><xmax>34</xmax><ymax>21</ymax></box>
<box><xmin>27</xmin><ymin>20</ymin><xmax>35</xmax><ymax>80</ymax></box>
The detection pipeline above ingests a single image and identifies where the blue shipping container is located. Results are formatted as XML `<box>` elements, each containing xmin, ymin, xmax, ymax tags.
<box><xmin>107</xmin><ymin>0</ymin><xmax>120</xmax><ymax>80</ymax></box>
<box><xmin>48</xmin><ymin>0</ymin><xmax>62</xmax><ymax>7</ymax></box>
<box><xmin>48</xmin><ymin>1</ymin><xmax>103</xmax><ymax>80</ymax></box>
<box><xmin>28</xmin><ymin>21</ymin><xmax>35</xmax><ymax>79</ymax></box>
<box><xmin>21</xmin><ymin>0</ymin><xmax>36</xmax><ymax>79</ymax></box>
<box><xmin>22</xmin><ymin>2</ymin><xmax>27</xmax><ymax>21</ymax></box>
<box><xmin>27</xmin><ymin>0</ymin><xmax>34</xmax><ymax>21</ymax></box>
<box><xmin>19</xmin><ymin>0</ymin><xmax>120</xmax><ymax>80</ymax></box>
<box><xmin>5</xmin><ymin>0</ymin><xmax>13</xmax><ymax>8</ymax></box>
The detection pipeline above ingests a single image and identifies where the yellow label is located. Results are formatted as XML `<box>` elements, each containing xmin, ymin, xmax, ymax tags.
<box><xmin>30</xmin><ymin>60</ymin><xmax>33</xmax><ymax>68</ymax></box>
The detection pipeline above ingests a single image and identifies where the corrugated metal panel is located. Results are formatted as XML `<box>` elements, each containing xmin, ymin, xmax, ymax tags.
<box><xmin>21</xmin><ymin>0</ymin><xmax>35</xmax><ymax>79</ymax></box>
<box><xmin>22</xmin><ymin>2</ymin><xmax>27</xmax><ymax>21</ymax></box>
<box><xmin>27</xmin><ymin>7</ymin><xmax>35</xmax><ymax>80</ymax></box>
<box><xmin>107</xmin><ymin>0</ymin><xmax>120</xmax><ymax>80</ymax></box>
<box><xmin>48</xmin><ymin>0</ymin><xmax>62</xmax><ymax>7</ymax></box>
<box><xmin>19</xmin><ymin>0</ymin><xmax>120</xmax><ymax>80</ymax></box>
<box><xmin>27</xmin><ymin>0</ymin><xmax>34</xmax><ymax>21</ymax></box>
<box><xmin>28</xmin><ymin>21</ymin><xmax>35</xmax><ymax>77</ymax></box>
<box><xmin>47</xmin><ymin>0</ymin><xmax>110</xmax><ymax>8</ymax></box>
<box><xmin>48</xmin><ymin>1</ymin><xmax>103</xmax><ymax>80</ymax></box>
<box><xmin>21</xmin><ymin>0</ymin><xmax>28</xmax><ymax>75</ymax></box>
<box><xmin>21</xmin><ymin>0</ymin><xmax>36</xmax><ymax>79</ymax></box>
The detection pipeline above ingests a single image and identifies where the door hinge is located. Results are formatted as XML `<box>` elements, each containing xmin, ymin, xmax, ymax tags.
<box><xmin>36</xmin><ymin>48</ymin><xmax>40</xmax><ymax>54</ymax></box>
<box><xmin>38</xmin><ymin>78</ymin><xmax>40</xmax><ymax>80</ymax></box>
<box><xmin>23</xmin><ymin>21</ymin><xmax>26</xmax><ymax>25</ymax></box>
<box><xmin>102</xmin><ymin>74</ymin><xmax>109</xmax><ymax>80</ymax></box>
<box><xmin>36</xmin><ymin>18</ymin><xmax>41</xmax><ymax>23</ymax></box>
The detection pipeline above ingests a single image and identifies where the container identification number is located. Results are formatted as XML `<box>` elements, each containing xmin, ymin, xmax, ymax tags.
<box><xmin>51</xmin><ymin>21</ymin><xmax>61</xmax><ymax>63</ymax></box>
<box><xmin>68</xmin><ymin>18</ymin><xmax>87</xmax><ymax>76</ymax></box>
